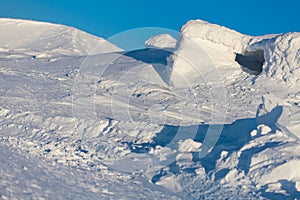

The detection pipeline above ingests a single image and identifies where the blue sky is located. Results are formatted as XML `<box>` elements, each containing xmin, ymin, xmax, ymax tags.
<box><xmin>1</xmin><ymin>0</ymin><xmax>299</xmax><ymax>39</ymax></box>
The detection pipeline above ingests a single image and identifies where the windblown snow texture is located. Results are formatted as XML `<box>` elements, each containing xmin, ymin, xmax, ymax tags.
<box><xmin>0</xmin><ymin>18</ymin><xmax>299</xmax><ymax>199</ymax></box>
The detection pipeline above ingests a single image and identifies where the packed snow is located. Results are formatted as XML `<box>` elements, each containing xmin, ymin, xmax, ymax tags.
<box><xmin>145</xmin><ymin>34</ymin><xmax>177</xmax><ymax>49</ymax></box>
<box><xmin>0</xmin><ymin>18</ymin><xmax>299</xmax><ymax>199</ymax></box>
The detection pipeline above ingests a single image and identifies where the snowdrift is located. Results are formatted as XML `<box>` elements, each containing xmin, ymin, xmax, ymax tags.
<box><xmin>145</xmin><ymin>34</ymin><xmax>177</xmax><ymax>49</ymax></box>
<box><xmin>0</xmin><ymin>18</ymin><xmax>300</xmax><ymax>199</ymax></box>
<box><xmin>169</xmin><ymin>19</ymin><xmax>300</xmax><ymax>89</ymax></box>
<box><xmin>168</xmin><ymin>19</ymin><xmax>252</xmax><ymax>87</ymax></box>
<box><xmin>0</xmin><ymin>18</ymin><xmax>121</xmax><ymax>58</ymax></box>
<box><xmin>248</xmin><ymin>32</ymin><xmax>300</xmax><ymax>86</ymax></box>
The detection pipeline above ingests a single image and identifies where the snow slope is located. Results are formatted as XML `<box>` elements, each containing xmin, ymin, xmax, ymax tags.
<box><xmin>0</xmin><ymin>18</ymin><xmax>300</xmax><ymax>199</ymax></box>
<box><xmin>0</xmin><ymin>18</ymin><xmax>121</xmax><ymax>58</ymax></box>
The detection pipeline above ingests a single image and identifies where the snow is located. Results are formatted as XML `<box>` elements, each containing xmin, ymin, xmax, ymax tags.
<box><xmin>0</xmin><ymin>18</ymin><xmax>300</xmax><ymax>199</ymax></box>
<box><xmin>168</xmin><ymin>19</ymin><xmax>300</xmax><ymax>90</ymax></box>
<box><xmin>168</xmin><ymin>19</ymin><xmax>251</xmax><ymax>88</ymax></box>
<box><xmin>259</xmin><ymin>160</ymin><xmax>300</xmax><ymax>185</ymax></box>
<box><xmin>156</xmin><ymin>174</ymin><xmax>182</xmax><ymax>192</ymax></box>
<box><xmin>257</xmin><ymin>94</ymin><xmax>300</xmax><ymax>139</ymax></box>
<box><xmin>145</xmin><ymin>34</ymin><xmax>177</xmax><ymax>49</ymax></box>
<box><xmin>0</xmin><ymin>18</ymin><xmax>121</xmax><ymax>58</ymax></box>
<box><xmin>257</xmin><ymin>124</ymin><xmax>272</xmax><ymax>135</ymax></box>
<box><xmin>178</xmin><ymin>139</ymin><xmax>202</xmax><ymax>152</ymax></box>
<box><xmin>179</xmin><ymin>20</ymin><xmax>250</xmax><ymax>51</ymax></box>
<box><xmin>250</xmin><ymin>129</ymin><xmax>258</xmax><ymax>137</ymax></box>
<box><xmin>248</xmin><ymin>32</ymin><xmax>300</xmax><ymax>86</ymax></box>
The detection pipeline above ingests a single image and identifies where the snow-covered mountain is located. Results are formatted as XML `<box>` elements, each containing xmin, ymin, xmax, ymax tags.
<box><xmin>0</xmin><ymin>18</ymin><xmax>300</xmax><ymax>199</ymax></box>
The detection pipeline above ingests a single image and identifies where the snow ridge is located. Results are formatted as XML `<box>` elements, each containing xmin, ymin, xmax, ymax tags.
<box><xmin>179</xmin><ymin>19</ymin><xmax>251</xmax><ymax>52</ymax></box>
<box><xmin>0</xmin><ymin>18</ymin><xmax>121</xmax><ymax>58</ymax></box>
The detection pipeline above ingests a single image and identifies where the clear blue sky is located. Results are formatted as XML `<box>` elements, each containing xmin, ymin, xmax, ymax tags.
<box><xmin>1</xmin><ymin>0</ymin><xmax>299</xmax><ymax>38</ymax></box>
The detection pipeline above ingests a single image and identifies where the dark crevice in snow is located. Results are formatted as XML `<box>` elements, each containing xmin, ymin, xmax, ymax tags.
<box><xmin>235</xmin><ymin>50</ymin><xmax>264</xmax><ymax>75</ymax></box>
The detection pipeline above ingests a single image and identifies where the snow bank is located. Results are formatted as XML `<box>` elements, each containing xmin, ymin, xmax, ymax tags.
<box><xmin>257</xmin><ymin>93</ymin><xmax>300</xmax><ymax>140</ymax></box>
<box><xmin>0</xmin><ymin>18</ymin><xmax>121</xmax><ymax>57</ymax></box>
<box><xmin>168</xmin><ymin>19</ymin><xmax>299</xmax><ymax>89</ymax></box>
<box><xmin>248</xmin><ymin>32</ymin><xmax>300</xmax><ymax>86</ymax></box>
<box><xmin>168</xmin><ymin>20</ymin><xmax>252</xmax><ymax>87</ymax></box>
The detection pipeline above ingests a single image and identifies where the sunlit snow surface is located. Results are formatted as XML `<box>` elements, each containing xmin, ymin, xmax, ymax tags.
<box><xmin>0</xmin><ymin>18</ymin><xmax>300</xmax><ymax>199</ymax></box>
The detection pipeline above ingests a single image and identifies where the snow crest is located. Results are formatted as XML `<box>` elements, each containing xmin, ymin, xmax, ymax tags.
<box><xmin>179</xmin><ymin>19</ymin><xmax>251</xmax><ymax>52</ymax></box>
<box><xmin>145</xmin><ymin>34</ymin><xmax>177</xmax><ymax>49</ymax></box>
<box><xmin>0</xmin><ymin>18</ymin><xmax>121</xmax><ymax>58</ymax></box>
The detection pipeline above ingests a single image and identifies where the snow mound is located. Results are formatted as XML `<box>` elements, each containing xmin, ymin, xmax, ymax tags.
<box><xmin>248</xmin><ymin>32</ymin><xmax>300</xmax><ymax>86</ymax></box>
<box><xmin>0</xmin><ymin>18</ymin><xmax>121</xmax><ymax>57</ymax></box>
<box><xmin>178</xmin><ymin>139</ymin><xmax>202</xmax><ymax>152</ymax></box>
<box><xmin>168</xmin><ymin>19</ymin><xmax>252</xmax><ymax>88</ymax></box>
<box><xmin>168</xmin><ymin>19</ymin><xmax>299</xmax><ymax>88</ymax></box>
<box><xmin>145</xmin><ymin>34</ymin><xmax>177</xmax><ymax>49</ymax></box>
<box><xmin>179</xmin><ymin>20</ymin><xmax>250</xmax><ymax>52</ymax></box>
<box><xmin>257</xmin><ymin>93</ymin><xmax>300</xmax><ymax>140</ymax></box>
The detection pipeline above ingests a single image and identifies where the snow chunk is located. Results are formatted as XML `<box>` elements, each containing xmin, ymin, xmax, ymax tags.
<box><xmin>250</xmin><ymin>130</ymin><xmax>258</xmax><ymax>137</ymax></box>
<box><xmin>220</xmin><ymin>151</ymin><xmax>229</xmax><ymax>159</ymax></box>
<box><xmin>178</xmin><ymin>139</ymin><xmax>202</xmax><ymax>152</ymax></box>
<box><xmin>145</xmin><ymin>34</ymin><xmax>177</xmax><ymax>49</ymax></box>
<box><xmin>257</xmin><ymin>94</ymin><xmax>300</xmax><ymax>139</ymax></box>
<box><xmin>195</xmin><ymin>167</ymin><xmax>206</xmax><ymax>176</ymax></box>
<box><xmin>296</xmin><ymin>181</ymin><xmax>300</xmax><ymax>192</ymax></box>
<box><xmin>0</xmin><ymin>107</ymin><xmax>10</xmax><ymax>117</ymax></box>
<box><xmin>257</xmin><ymin>124</ymin><xmax>272</xmax><ymax>135</ymax></box>
<box><xmin>156</xmin><ymin>174</ymin><xmax>182</xmax><ymax>192</ymax></box>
